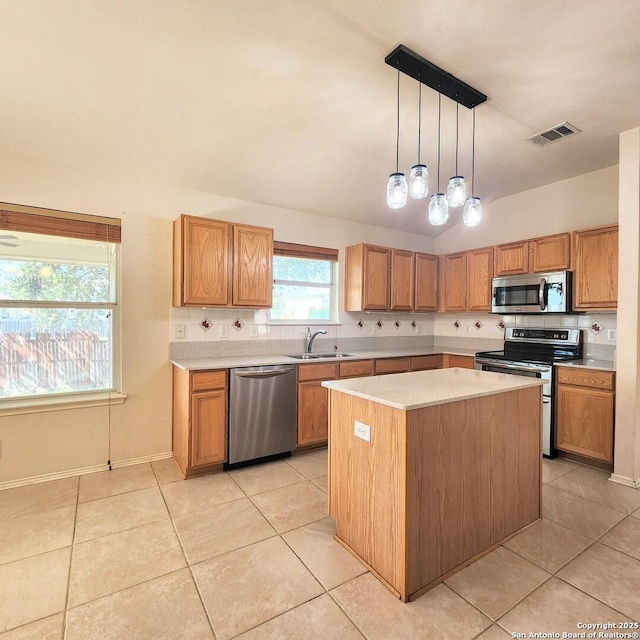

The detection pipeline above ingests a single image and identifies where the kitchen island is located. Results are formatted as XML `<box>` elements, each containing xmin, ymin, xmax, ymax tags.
<box><xmin>322</xmin><ymin>367</ymin><xmax>544</xmax><ymax>602</ymax></box>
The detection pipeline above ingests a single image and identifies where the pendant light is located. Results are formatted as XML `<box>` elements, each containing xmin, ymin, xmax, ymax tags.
<box><xmin>446</xmin><ymin>101</ymin><xmax>467</xmax><ymax>207</ymax></box>
<box><xmin>428</xmin><ymin>93</ymin><xmax>449</xmax><ymax>225</ymax></box>
<box><xmin>409</xmin><ymin>80</ymin><xmax>428</xmax><ymax>200</ymax></box>
<box><xmin>387</xmin><ymin>67</ymin><xmax>407</xmax><ymax>209</ymax></box>
<box><xmin>463</xmin><ymin>107</ymin><xmax>482</xmax><ymax>227</ymax></box>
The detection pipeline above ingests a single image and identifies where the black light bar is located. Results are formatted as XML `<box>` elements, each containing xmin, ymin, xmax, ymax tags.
<box><xmin>385</xmin><ymin>45</ymin><xmax>487</xmax><ymax>109</ymax></box>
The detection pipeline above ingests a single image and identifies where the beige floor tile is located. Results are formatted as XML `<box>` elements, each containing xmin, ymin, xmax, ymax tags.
<box><xmin>68</xmin><ymin>519</ymin><xmax>186</xmax><ymax>607</ymax></box>
<box><xmin>331</xmin><ymin>574</ymin><xmax>491</xmax><ymax>640</ymax></box>
<box><xmin>286</xmin><ymin>449</ymin><xmax>328</xmax><ymax>479</ymax></box>
<box><xmin>0</xmin><ymin>548</ymin><xmax>70</xmax><ymax>634</ymax></box>
<box><xmin>499</xmin><ymin>576</ymin><xmax>633</xmax><ymax>636</ymax></box>
<box><xmin>0</xmin><ymin>614</ymin><xmax>63</xmax><ymax>640</ymax></box>
<box><xmin>0</xmin><ymin>477</ymin><xmax>78</xmax><ymax>520</ymax></box>
<box><xmin>192</xmin><ymin>536</ymin><xmax>323</xmax><ymax>640</ymax></box>
<box><xmin>541</xmin><ymin>457</ymin><xmax>579</xmax><ymax>484</ymax></box>
<box><xmin>282</xmin><ymin>517</ymin><xmax>367</xmax><ymax>589</ymax></box>
<box><xmin>445</xmin><ymin>546</ymin><xmax>550</xmax><ymax>620</ymax></box>
<box><xmin>542</xmin><ymin>484</ymin><xmax>624</xmax><ymax>539</ymax></box>
<box><xmin>161</xmin><ymin>472</ymin><xmax>244</xmax><ymax>517</ymax></box>
<box><xmin>151</xmin><ymin>457</ymin><xmax>184</xmax><ymax>485</ymax></box>
<box><xmin>229</xmin><ymin>460</ymin><xmax>306</xmax><ymax>496</ymax></box>
<box><xmin>601</xmin><ymin>516</ymin><xmax>640</xmax><ymax>561</ymax></box>
<box><xmin>476</xmin><ymin>626</ymin><xmax>512</xmax><ymax>640</ymax></box>
<box><xmin>75</xmin><ymin>486</ymin><xmax>169</xmax><ymax>543</ymax></box>
<box><xmin>632</xmin><ymin>506</ymin><xmax>640</xmax><ymax>519</ymax></box>
<box><xmin>251</xmin><ymin>481</ymin><xmax>328</xmax><ymax>533</ymax></box>
<box><xmin>174</xmin><ymin>497</ymin><xmax>276</xmax><ymax>564</ymax></box>
<box><xmin>558</xmin><ymin>543</ymin><xmax>640</xmax><ymax>620</ymax></box>
<box><xmin>78</xmin><ymin>464</ymin><xmax>157</xmax><ymax>503</ymax></box>
<box><xmin>0</xmin><ymin>505</ymin><xmax>75</xmax><ymax>566</ymax></box>
<box><xmin>312</xmin><ymin>475</ymin><xmax>328</xmax><ymax>492</ymax></box>
<box><xmin>503</xmin><ymin>518</ymin><xmax>592</xmax><ymax>573</ymax></box>
<box><xmin>65</xmin><ymin>569</ymin><xmax>214</xmax><ymax>640</ymax></box>
<box><xmin>235</xmin><ymin>594</ymin><xmax>364</xmax><ymax>639</ymax></box>
<box><xmin>549</xmin><ymin>466</ymin><xmax>640</xmax><ymax>514</ymax></box>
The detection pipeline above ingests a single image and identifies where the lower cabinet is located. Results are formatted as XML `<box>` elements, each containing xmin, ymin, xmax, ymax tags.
<box><xmin>411</xmin><ymin>354</ymin><xmax>442</xmax><ymax>371</ymax></box>
<box><xmin>374</xmin><ymin>357</ymin><xmax>412</xmax><ymax>375</ymax></box>
<box><xmin>442</xmin><ymin>354</ymin><xmax>475</xmax><ymax>369</ymax></box>
<box><xmin>297</xmin><ymin>363</ymin><xmax>338</xmax><ymax>447</ymax></box>
<box><xmin>555</xmin><ymin>367</ymin><xmax>615</xmax><ymax>465</ymax></box>
<box><xmin>173</xmin><ymin>367</ymin><xmax>227</xmax><ymax>478</ymax></box>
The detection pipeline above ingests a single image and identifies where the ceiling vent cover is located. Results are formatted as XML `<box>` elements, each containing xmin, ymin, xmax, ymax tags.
<box><xmin>528</xmin><ymin>122</ymin><xmax>581</xmax><ymax>147</ymax></box>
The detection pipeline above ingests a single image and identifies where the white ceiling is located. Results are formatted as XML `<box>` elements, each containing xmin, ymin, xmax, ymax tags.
<box><xmin>1</xmin><ymin>1</ymin><xmax>639</xmax><ymax>237</ymax></box>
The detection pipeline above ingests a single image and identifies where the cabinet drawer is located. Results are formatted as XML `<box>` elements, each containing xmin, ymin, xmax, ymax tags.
<box><xmin>191</xmin><ymin>370</ymin><xmax>226</xmax><ymax>392</ymax></box>
<box><xmin>375</xmin><ymin>357</ymin><xmax>411</xmax><ymax>375</ymax></box>
<box><xmin>298</xmin><ymin>362</ymin><xmax>338</xmax><ymax>382</ymax></box>
<box><xmin>339</xmin><ymin>359</ymin><xmax>374</xmax><ymax>378</ymax></box>
<box><xmin>443</xmin><ymin>354</ymin><xmax>475</xmax><ymax>369</ymax></box>
<box><xmin>556</xmin><ymin>367</ymin><xmax>615</xmax><ymax>390</ymax></box>
<box><xmin>411</xmin><ymin>355</ymin><xmax>442</xmax><ymax>371</ymax></box>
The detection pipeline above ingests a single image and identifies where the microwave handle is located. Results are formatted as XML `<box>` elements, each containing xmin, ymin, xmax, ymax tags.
<box><xmin>538</xmin><ymin>278</ymin><xmax>547</xmax><ymax>310</ymax></box>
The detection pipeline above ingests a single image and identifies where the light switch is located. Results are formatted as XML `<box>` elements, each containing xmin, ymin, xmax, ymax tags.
<box><xmin>354</xmin><ymin>420</ymin><xmax>371</xmax><ymax>442</ymax></box>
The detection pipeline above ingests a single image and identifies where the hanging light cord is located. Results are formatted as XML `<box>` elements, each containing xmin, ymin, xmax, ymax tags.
<box><xmin>417</xmin><ymin>81</ymin><xmax>422</xmax><ymax>163</ymax></box>
<box><xmin>395</xmin><ymin>67</ymin><xmax>400</xmax><ymax>173</ymax></box>
<box><xmin>455</xmin><ymin>101</ymin><xmax>459</xmax><ymax>176</ymax></box>
<box><xmin>471</xmin><ymin>107</ymin><xmax>476</xmax><ymax>196</ymax></box>
<box><xmin>437</xmin><ymin>93</ymin><xmax>441</xmax><ymax>191</ymax></box>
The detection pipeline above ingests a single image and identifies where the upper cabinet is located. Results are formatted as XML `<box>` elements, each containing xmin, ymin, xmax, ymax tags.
<box><xmin>494</xmin><ymin>233</ymin><xmax>571</xmax><ymax>276</ymax></box>
<box><xmin>345</xmin><ymin>244</ymin><xmax>437</xmax><ymax>312</ymax></box>
<box><xmin>572</xmin><ymin>224</ymin><xmax>618</xmax><ymax>310</ymax></box>
<box><xmin>467</xmin><ymin>247</ymin><xmax>494</xmax><ymax>312</ymax></box>
<box><xmin>173</xmin><ymin>215</ymin><xmax>273</xmax><ymax>308</ymax></box>
<box><xmin>438</xmin><ymin>247</ymin><xmax>493</xmax><ymax>312</ymax></box>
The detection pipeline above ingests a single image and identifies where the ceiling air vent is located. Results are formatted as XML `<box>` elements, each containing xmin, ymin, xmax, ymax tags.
<box><xmin>528</xmin><ymin>122</ymin><xmax>581</xmax><ymax>147</ymax></box>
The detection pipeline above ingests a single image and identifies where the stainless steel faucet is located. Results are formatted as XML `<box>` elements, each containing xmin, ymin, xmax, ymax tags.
<box><xmin>306</xmin><ymin>327</ymin><xmax>327</xmax><ymax>352</ymax></box>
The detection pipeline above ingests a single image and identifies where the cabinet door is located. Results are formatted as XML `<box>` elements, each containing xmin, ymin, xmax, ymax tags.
<box><xmin>556</xmin><ymin>384</ymin><xmax>614</xmax><ymax>463</ymax></box>
<box><xmin>191</xmin><ymin>389</ymin><xmax>227</xmax><ymax>467</ymax></box>
<box><xmin>572</xmin><ymin>225</ymin><xmax>618</xmax><ymax>310</ymax></box>
<box><xmin>178</xmin><ymin>216</ymin><xmax>231</xmax><ymax>306</ymax></box>
<box><xmin>414</xmin><ymin>252</ymin><xmax>438</xmax><ymax>311</ymax></box>
<box><xmin>440</xmin><ymin>252</ymin><xmax>467</xmax><ymax>311</ymax></box>
<box><xmin>494</xmin><ymin>241</ymin><xmax>529</xmax><ymax>276</ymax></box>
<box><xmin>467</xmin><ymin>247</ymin><xmax>493</xmax><ymax>311</ymax></box>
<box><xmin>530</xmin><ymin>233</ymin><xmax>571</xmax><ymax>273</ymax></box>
<box><xmin>390</xmin><ymin>249</ymin><xmax>414</xmax><ymax>311</ymax></box>
<box><xmin>362</xmin><ymin>245</ymin><xmax>391</xmax><ymax>310</ymax></box>
<box><xmin>297</xmin><ymin>381</ymin><xmax>329</xmax><ymax>445</ymax></box>
<box><xmin>232</xmin><ymin>224</ymin><xmax>274</xmax><ymax>307</ymax></box>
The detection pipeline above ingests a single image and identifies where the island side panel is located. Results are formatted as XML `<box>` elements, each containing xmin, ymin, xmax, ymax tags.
<box><xmin>328</xmin><ymin>390</ymin><xmax>406</xmax><ymax>596</ymax></box>
<box><xmin>405</xmin><ymin>386</ymin><xmax>542</xmax><ymax>598</ymax></box>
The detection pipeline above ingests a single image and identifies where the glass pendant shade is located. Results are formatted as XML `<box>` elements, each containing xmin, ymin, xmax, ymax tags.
<box><xmin>463</xmin><ymin>196</ymin><xmax>482</xmax><ymax>227</ymax></box>
<box><xmin>428</xmin><ymin>193</ymin><xmax>449</xmax><ymax>225</ymax></box>
<box><xmin>387</xmin><ymin>172</ymin><xmax>408</xmax><ymax>209</ymax></box>
<box><xmin>446</xmin><ymin>175</ymin><xmax>467</xmax><ymax>207</ymax></box>
<box><xmin>409</xmin><ymin>164</ymin><xmax>429</xmax><ymax>199</ymax></box>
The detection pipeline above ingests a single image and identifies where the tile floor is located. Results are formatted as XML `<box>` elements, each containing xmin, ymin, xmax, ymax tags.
<box><xmin>1</xmin><ymin>451</ymin><xmax>639</xmax><ymax>639</ymax></box>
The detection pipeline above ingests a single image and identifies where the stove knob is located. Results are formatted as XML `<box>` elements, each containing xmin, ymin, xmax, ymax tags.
<box><xmin>553</xmin><ymin>333</ymin><xmax>559</xmax><ymax>338</ymax></box>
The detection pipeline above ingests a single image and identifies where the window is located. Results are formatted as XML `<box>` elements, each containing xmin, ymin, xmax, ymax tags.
<box><xmin>0</xmin><ymin>204</ymin><xmax>121</xmax><ymax>401</ymax></box>
<box><xmin>270</xmin><ymin>242</ymin><xmax>338</xmax><ymax>323</ymax></box>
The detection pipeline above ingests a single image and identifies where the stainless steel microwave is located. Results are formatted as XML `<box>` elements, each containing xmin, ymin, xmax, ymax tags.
<box><xmin>491</xmin><ymin>271</ymin><xmax>572</xmax><ymax>314</ymax></box>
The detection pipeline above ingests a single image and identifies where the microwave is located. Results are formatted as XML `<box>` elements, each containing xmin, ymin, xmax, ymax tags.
<box><xmin>491</xmin><ymin>271</ymin><xmax>572</xmax><ymax>314</ymax></box>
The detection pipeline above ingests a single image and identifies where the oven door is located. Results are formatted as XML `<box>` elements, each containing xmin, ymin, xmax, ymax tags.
<box><xmin>474</xmin><ymin>357</ymin><xmax>553</xmax><ymax>457</ymax></box>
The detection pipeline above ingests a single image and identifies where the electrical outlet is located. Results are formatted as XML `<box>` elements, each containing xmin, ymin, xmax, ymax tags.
<box><xmin>219</xmin><ymin>325</ymin><xmax>229</xmax><ymax>339</ymax></box>
<box><xmin>174</xmin><ymin>324</ymin><xmax>185</xmax><ymax>339</ymax></box>
<box><xmin>607</xmin><ymin>329</ymin><xmax>617</xmax><ymax>342</ymax></box>
<box><xmin>250</xmin><ymin>325</ymin><xmax>258</xmax><ymax>338</ymax></box>
<box><xmin>354</xmin><ymin>421</ymin><xmax>371</xmax><ymax>442</ymax></box>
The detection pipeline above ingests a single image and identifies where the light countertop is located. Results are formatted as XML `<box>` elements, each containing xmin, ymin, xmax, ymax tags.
<box><xmin>170</xmin><ymin>346</ymin><xmax>479</xmax><ymax>371</ymax></box>
<box><xmin>555</xmin><ymin>358</ymin><xmax>615</xmax><ymax>372</ymax></box>
<box><xmin>321</xmin><ymin>367</ymin><xmax>544</xmax><ymax>411</ymax></box>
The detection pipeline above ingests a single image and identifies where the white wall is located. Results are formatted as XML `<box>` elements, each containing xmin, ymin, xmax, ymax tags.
<box><xmin>0</xmin><ymin>156</ymin><xmax>435</xmax><ymax>485</ymax></box>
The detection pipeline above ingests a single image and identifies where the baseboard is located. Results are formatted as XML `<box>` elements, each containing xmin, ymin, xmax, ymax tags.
<box><xmin>609</xmin><ymin>473</ymin><xmax>640</xmax><ymax>489</ymax></box>
<box><xmin>0</xmin><ymin>451</ymin><xmax>173</xmax><ymax>491</ymax></box>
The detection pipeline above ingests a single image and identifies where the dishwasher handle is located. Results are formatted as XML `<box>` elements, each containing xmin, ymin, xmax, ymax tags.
<box><xmin>233</xmin><ymin>368</ymin><xmax>295</xmax><ymax>379</ymax></box>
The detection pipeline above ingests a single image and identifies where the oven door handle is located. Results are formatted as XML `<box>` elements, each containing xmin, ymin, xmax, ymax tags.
<box><xmin>538</xmin><ymin>278</ymin><xmax>547</xmax><ymax>310</ymax></box>
<box><xmin>476</xmin><ymin>359</ymin><xmax>550</xmax><ymax>375</ymax></box>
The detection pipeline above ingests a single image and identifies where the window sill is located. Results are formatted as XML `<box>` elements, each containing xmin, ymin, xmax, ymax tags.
<box><xmin>0</xmin><ymin>392</ymin><xmax>127</xmax><ymax>417</ymax></box>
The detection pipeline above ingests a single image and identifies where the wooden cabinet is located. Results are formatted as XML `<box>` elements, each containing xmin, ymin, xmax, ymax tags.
<box><xmin>438</xmin><ymin>252</ymin><xmax>467</xmax><ymax>312</ymax></box>
<box><xmin>442</xmin><ymin>354</ymin><xmax>475</xmax><ymax>369</ymax></box>
<box><xmin>494</xmin><ymin>241</ymin><xmax>529</xmax><ymax>276</ymax></box>
<box><xmin>572</xmin><ymin>225</ymin><xmax>618</xmax><ymax>310</ymax></box>
<box><xmin>414</xmin><ymin>252</ymin><xmax>438</xmax><ymax>311</ymax></box>
<box><xmin>390</xmin><ymin>249</ymin><xmax>414</xmax><ymax>311</ymax></box>
<box><xmin>374</xmin><ymin>357</ymin><xmax>412</xmax><ymax>375</ymax></box>
<box><xmin>410</xmin><ymin>354</ymin><xmax>442</xmax><ymax>370</ymax></box>
<box><xmin>339</xmin><ymin>359</ymin><xmax>374</xmax><ymax>378</ymax></box>
<box><xmin>530</xmin><ymin>233</ymin><xmax>571</xmax><ymax>272</ymax></box>
<box><xmin>172</xmin><ymin>368</ymin><xmax>227</xmax><ymax>478</ymax></box>
<box><xmin>173</xmin><ymin>215</ymin><xmax>273</xmax><ymax>308</ymax></box>
<box><xmin>467</xmin><ymin>247</ymin><xmax>493</xmax><ymax>312</ymax></box>
<box><xmin>297</xmin><ymin>363</ymin><xmax>338</xmax><ymax>447</ymax></box>
<box><xmin>555</xmin><ymin>366</ymin><xmax>615</xmax><ymax>465</ymax></box>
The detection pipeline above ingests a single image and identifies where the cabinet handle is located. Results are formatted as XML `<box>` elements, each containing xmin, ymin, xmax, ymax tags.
<box><xmin>233</xmin><ymin>368</ymin><xmax>294</xmax><ymax>378</ymax></box>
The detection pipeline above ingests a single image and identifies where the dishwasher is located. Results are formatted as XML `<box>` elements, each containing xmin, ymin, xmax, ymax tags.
<box><xmin>227</xmin><ymin>365</ymin><xmax>297</xmax><ymax>467</ymax></box>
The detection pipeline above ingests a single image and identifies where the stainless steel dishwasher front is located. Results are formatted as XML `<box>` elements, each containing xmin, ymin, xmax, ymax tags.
<box><xmin>228</xmin><ymin>364</ymin><xmax>297</xmax><ymax>466</ymax></box>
